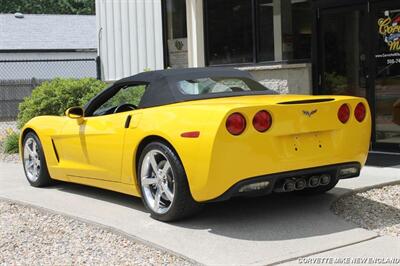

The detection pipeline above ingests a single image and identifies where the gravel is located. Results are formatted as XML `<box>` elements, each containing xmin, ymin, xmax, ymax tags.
<box><xmin>0</xmin><ymin>200</ymin><xmax>194</xmax><ymax>265</ymax></box>
<box><xmin>332</xmin><ymin>184</ymin><xmax>400</xmax><ymax>237</ymax></box>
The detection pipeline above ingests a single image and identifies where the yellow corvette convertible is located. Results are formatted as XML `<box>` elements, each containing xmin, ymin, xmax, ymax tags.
<box><xmin>20</xmin><ymin>68</ymin><xmax>371</xmax><ymax>221</ymax></box>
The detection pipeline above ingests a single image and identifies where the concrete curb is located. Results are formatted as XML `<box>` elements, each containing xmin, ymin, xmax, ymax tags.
<box><xmin>267</xmin><ymin>235</ymin><xmax>380</xmax><ymax>266</ymax></box>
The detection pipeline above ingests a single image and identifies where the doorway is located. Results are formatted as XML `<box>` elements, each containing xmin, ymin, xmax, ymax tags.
<box><xmin>371</xmin><ymin>1</ymin><xmax>400</xmax><ymax>150</ymax></box>
<box><xmin>317</xmin><ymin>5</ymin><xmax>368</xmax><ymax>97</ymax></box>
<box><xmin>316</xmin><ymin>1</ymin><xmax>400</xmax><ymax>152</ymax></box>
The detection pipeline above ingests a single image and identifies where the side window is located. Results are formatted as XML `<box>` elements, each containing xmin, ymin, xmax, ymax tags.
<box><xmin>93</xmin><ymin>84</ymin><xmax>146</xmax><ymax>116</ymax></box>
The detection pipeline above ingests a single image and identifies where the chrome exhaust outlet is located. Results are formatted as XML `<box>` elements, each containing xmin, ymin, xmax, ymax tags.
<box><xmin>308</xmin><ymin>176</ymin><xmax>320</xmax><ymax>188</ymax></box>
<box><xmin>295</xmin><ymin>178</ymin><xmax>307</xmax><ymax>190</ymax></box>
<box><xmin>319</xmin><ymin>174</ymin><xmax>331</xmax><ymax>186</ymax></box>
<box><xmin>282</xmin><ymin>180</ymin><xmax>296</xmax><ymax>192</ymax></box>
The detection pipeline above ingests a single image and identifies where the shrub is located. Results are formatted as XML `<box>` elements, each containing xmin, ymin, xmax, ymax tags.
<box><xmin>18</xmin><ymin>78</ymin><xmax>107</xmax><ymax>128</ymax></box>
<box><xmin>3</xmin><ymin>130</ymin><xmax>19</xmax><ymax>154</ymax></box>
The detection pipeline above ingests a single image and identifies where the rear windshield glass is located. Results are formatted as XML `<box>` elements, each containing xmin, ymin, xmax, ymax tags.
<box><xmin>177</xmin><ymin>77</ymin><xmax>269</xmax><ymax>95</ymax></box>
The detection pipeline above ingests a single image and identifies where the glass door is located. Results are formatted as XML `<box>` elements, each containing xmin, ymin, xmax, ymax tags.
<box><xmin>318</xmin><ymin>5</ymin><xmax>368</xmax><ymax>97</ymax></box>
<box><xmin>372</xmin><ymin>2</ymin><xmax>400</xmax><ymax>151</ymax></box>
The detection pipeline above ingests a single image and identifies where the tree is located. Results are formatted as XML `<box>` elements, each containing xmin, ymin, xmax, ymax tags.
<box><xmin>0</xmin><ymin>0</ymin><xmax>95</xmax><ymax>15</ymax></box>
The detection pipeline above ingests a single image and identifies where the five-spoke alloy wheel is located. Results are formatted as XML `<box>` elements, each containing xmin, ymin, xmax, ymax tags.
<box><xmin>138</xmin><ymin>141</ymin><xmax>201</xmax><ymax>221</ymax></box>
<box><xmin>22</xmin><ymin>132</ymin><xmax>52</xmax><ymax>187</ymax></box>
<box><xmin>140</xmin><ymin>150</ymin><xmax>175</xmax><ymax>214</ymax></box>
<box><xmin>24</xmin><ymin>136</ymin><xmax>41</xmax><ymax>183</ymax></box>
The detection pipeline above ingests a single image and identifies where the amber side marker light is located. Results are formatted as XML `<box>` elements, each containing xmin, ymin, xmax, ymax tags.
<box><xmin>253</xmin><ymin>110</ymin><xmax>272</xmax><ymax>132</ymax></box>
<box><xmin>338</xmin><ymin>104</ymin><xmax>350</xmax><ymax>123</ymax></box>
<box><xmin>181</xmin><ymin>131</ymin><xmax>200</xmax><ymax>138</ymax></box>
<box><xmin>226</xmin><ymin>112</ymin><xmax>246</xmax><ymax>135</ymax></box>
<box><xmin>354</xmin><ymin>102</ymin><xmax>366</xmax><ymax>122</ymax></box>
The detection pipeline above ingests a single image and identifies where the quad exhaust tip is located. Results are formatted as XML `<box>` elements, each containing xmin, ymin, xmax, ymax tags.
<box><xmin>282</xmin><ymin>180</ymin><xmax>296</xmax><ymax>192</ymax></box>
<box><xmin>308</xmin><ymin>176</ymin><xmax>320</xmax><ymax>187</ymax></box>
<box><xmin>319</xmin><ymin>174</ymin><xmax>331</xmax><ymax>186</ymax></box>
<box><xmin>277</xmin><ymin>174</ymin><xmax>332</xmax><ymax>193</ymax></box>
<box><xmin>294</xmin><ymin>178</ymin><xmax>306</xmax><ymax>190</ymax></box>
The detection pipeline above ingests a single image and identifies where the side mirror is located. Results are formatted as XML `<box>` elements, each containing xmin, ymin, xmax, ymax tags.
<box><xmin>66</xmin><ymin>107</ymin><xmax>84</xmax><ymax>119</ymax></box>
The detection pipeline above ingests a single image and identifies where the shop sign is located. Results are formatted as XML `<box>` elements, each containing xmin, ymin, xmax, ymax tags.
<box><xmin>376</xmin><ymin>13</ymin><xmax>400</xmax><ymax>65</ymax></box>
<box><xmin>168</xmin><ymin>38</ymin><xmax>188</xmax><ymax>68</ymax></box>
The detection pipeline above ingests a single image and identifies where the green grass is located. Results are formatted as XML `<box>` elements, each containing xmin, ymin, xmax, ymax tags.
<box><xmin>3</xmin><ymin>131</ymin><xmax>19</xmax><ymax>154</ymax></box>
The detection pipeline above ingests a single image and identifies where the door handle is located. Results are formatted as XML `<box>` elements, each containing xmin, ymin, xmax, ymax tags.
<box><xmin>124</xmin><ymin>115</ymin><xmax>132</xmax><ymax>128</ymax></box>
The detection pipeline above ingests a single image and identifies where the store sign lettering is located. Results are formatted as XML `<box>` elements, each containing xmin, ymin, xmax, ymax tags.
<box><xmin>378</xmin><ymin>16</ymin><xmax>400</xmax><ymax>51</ymax></box>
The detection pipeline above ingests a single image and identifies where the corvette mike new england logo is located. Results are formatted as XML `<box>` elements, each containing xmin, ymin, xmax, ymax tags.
<box><xmin>302</xmin><ymin>109</ymin><xmax>317</xmax><ymax>117</ymax></box>
<box><xmin>378</xmin><ymin>14</ymin><xmax>400</xmax><ymax>52</ymax></box>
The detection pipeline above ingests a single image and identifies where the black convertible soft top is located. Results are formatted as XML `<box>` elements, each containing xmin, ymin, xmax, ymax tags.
<box><xmin>85</xmin><ymin>67</ymin><xmax>276</xmax><ymax>114</ymax></box>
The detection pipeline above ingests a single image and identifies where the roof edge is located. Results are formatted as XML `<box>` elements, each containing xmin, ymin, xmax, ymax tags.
<box><xmin>0</xmin><ymin>48</ymin><xmax>97</xmax><ymax>53</ymax></box>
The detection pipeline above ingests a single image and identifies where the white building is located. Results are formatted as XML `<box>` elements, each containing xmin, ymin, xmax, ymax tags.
<box><xmin>0</xmin><ymin>13</ymin><xmax>98</xmax><ymax>79</ymax></box>
<box><xmin>95</xmin><ymin>0</ymin><xmax>312</xmax><ymax>94</ymax></box>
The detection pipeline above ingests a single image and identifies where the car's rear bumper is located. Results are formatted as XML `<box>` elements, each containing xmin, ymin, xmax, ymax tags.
<box><xmin>205</xmin><ymin>162</ymin><xmax>361</xmax><ymax>202</ymax></box>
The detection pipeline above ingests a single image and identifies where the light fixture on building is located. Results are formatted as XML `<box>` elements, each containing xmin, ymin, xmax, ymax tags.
<box><xmin>14</xmin><ymin>12</ymin><xmax>24</xmax><ymax>19</ymax></box>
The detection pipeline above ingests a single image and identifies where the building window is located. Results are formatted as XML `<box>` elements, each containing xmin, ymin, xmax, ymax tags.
<box><xmin>258</xmin><ymin>0</ymin><xmax>275</xmax><ymax>62</ymax></box>
<box><xmin>206</xmin><ymin>0</ymin><xmax>254</xmax><ymax>65</ymax></box>
<box><xmin>165</xmin><ymin>0</ymin><xmax>188</xmax><ymax>68</ymax></box>
<box><xmin>204</xmin><ymin>0</ymin><xmax>311</xmax><ymax>65</ymax></box>
<box><xmin>284</xmin><ymin>0</ymin><xmax>312</xmax><ymax>61</ymax></box>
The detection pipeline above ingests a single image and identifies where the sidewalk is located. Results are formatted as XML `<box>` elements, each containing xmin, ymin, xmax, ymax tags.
<box><xmin>0</xmin><ymin>162</ymin><xmax>399</xmax><ymax>265</ymax></box>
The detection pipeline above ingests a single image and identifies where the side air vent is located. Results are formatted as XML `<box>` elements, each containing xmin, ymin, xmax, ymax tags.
<box><xmin>51</xmin><ymin>139</ymin><xmax>60</xmax><ymax>162</ymax></box>
<box><xmin>278</xmin><ymin>99</ymin><xmax>334</xmax><ymax>105</ymax></box>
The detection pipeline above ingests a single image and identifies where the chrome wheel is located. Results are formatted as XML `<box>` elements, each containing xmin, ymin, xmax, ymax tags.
<box><xmin>23</xmin><ymin>137</ymin><xmax>41</xmax><ymax>182</ymax></box>
<box><xmin>140</xmin><ymin>150</ymin><xmax>175</xmax><ymax>214</ymax></box>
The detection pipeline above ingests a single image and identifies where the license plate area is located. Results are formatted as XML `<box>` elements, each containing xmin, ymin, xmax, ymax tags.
<box><xmin>280</xmin><ymin>132</ymin><xmax>333</xmax><ymax>158</ymax></box>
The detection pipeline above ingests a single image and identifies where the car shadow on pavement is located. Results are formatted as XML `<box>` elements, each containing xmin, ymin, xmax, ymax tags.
<box><xmin>51</xmin><ymin>181</ymin><xmax>146</xmax><ymax>212</ymax></box>
<box><xmin>171</xmin><ymin>189</ymin><xmax>360</xmax><ymax>241</ymax></box>
<box><xmin>173</xmin><ymin>189</ymin><xmax>400</xmax><ymax>241</ymax></box>
<box><xmin>44</xmin><ymin>182</ymin><xmax>396</xmax><ymax>241</ymax></box>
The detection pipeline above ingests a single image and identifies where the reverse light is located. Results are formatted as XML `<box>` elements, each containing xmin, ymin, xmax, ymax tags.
<box><xmin>253</xmin><ymin>110</ymin><xmax>272</xmax><ymax>132</ymax></box>
<box><xmin>226</xmin><ymin>112</ymin><xmax>246</xmax><ymax>135</ymax></box>
<box><xmin>354</xmin><ymin>102</ymin><xmax>366</xmax><ymax>122</ymax></box>
<box><xmin>338</xmin><ymin>104</ymin><xmax>350</xmax><ymax>123</ymax></box>
<box><xmin>239</xmin><ymin>181</ymin><xmax>270</xmax><ymax>193</ymax></box>
<box><xmin>339</xmin><ymin>167</ymin><xmax>359</xmax><ymax>178</ymax></box>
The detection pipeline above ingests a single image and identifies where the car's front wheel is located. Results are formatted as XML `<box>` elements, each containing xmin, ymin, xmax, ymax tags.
<box><xmin>22</xmin><ymin>132</ymin><xmax>52</xmax><ymax>187</ymax></box>
<box><xmin>138</xmin><ymin>141</ymin><xmax>202</xmax><ymax>221</ymax></box>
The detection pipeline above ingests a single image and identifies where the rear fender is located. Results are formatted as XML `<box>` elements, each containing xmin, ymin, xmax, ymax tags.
<box><xmin>198</xmin><ymin>97</ymin><xmax>372</xmax><ymax>201</ymax></box>
<box><xmin>122</xmin><ymin>105</ymin><xmax>228</xmax><ymax>199</ymax></box>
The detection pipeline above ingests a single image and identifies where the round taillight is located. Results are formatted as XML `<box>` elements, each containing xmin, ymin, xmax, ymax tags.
<box><xmin>252</xmin><ymin>110</ymin><xmax>272</xmax><ymax>132</ymax></box>
<box><xmin>226</xmin><ymin>113</ymin><xmax>246</xmax><ymax>135</ymax></box>
<box><xmin>338</xmin><ymin>104</ymin><xmax>350</xmax><ymax>123</ymax></box>
<box><xmin>354</xmin><ymin>102</ymin><xmax>366</xmax><ymax>122</ymax></box>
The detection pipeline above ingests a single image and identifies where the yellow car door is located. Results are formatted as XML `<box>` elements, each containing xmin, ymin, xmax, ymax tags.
<box><xmin>57</xmin><ymin>112</ymin><xmax>130</xmax><ymax>182</ymax></box>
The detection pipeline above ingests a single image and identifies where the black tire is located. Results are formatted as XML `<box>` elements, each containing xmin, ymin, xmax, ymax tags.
<box><xmin>296</xmin><ymin>178</ymin><xmax>339</xmax><ymax>195</ymax></box>
<box><xmin>137</xmin><ymin>141</ymin><xmax>202</xmax><ymax>222</ymax></box>
<box><xmin>22</xmin><ymin>132</ymin><xmax>52</xmax><ymax>187</ymax></box>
